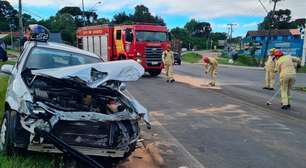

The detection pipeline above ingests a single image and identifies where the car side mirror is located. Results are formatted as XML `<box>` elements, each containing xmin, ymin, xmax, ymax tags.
<box><xmin>1</xmin><ymin>64</ymin><xmax>14</xmax><ymax>75</ymax></box>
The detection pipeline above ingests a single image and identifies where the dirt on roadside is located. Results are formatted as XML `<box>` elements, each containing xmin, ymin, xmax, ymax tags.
<box><xmin>117</xmin><ymin>142</ymin><xmax>164</xmax><ymax>168</ymax></box>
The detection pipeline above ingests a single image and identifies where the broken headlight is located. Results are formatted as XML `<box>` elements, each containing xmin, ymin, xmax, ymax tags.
<box><xmin>24</xmin><ymin>101</ymin><xmax>50</xmax><ymax>119</ymax></box>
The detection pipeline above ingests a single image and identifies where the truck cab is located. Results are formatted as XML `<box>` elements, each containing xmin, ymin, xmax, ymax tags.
<box><xmin>113</xmin><ymin>24</ymin><xmax>170</xmax><ymax>76</ymax></box>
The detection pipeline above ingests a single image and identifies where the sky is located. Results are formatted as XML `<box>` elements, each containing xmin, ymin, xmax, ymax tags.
<box><xmin>8</xmin><ymin>0</ymin><xmax>306</xmax><ymax>37</ymax></box>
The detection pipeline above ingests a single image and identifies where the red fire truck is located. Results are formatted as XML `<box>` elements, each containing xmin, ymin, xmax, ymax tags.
<box><xmin>76</xmin><ymin>24</ymin><xmax>170</xmax><ymax>76</ymax></box>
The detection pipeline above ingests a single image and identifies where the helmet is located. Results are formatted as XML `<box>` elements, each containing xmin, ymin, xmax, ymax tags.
<box><xmin>26</xmin><ymin>24</ymin><xmax>49</xmax><ymax>42</ymax></box>
<box><xmin>166</xmin><ymin>45</ymin><xmax>171</xmax><ymax>50</ymax></box>
<box><xmin>269</xmin><ymin>48</ymin><xmax>276</xmax><ymax>54</ymax></box>
<box><xmin>203</xmin><ymin>56</ymin><xmax>209</xmax><ymax>63</ymax></box>
<box><xmin>274</xmin><ymin>50</ymin><xmax>284</xmax><ymax>58</ymax></box>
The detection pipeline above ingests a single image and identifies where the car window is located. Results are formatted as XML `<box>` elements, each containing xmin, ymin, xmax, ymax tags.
<box><xmin>24</xmin><ymin>47</ymin><xmax>101</xmax><ymax>70</ymax></box>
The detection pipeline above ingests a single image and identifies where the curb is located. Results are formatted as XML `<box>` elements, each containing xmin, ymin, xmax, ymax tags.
<box><xmin>182</xmin><ymin>62</ymin><xmax>264</xmax><ymax>71</ymax></box>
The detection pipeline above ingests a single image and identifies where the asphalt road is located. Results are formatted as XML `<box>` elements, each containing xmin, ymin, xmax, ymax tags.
<box><xmin>127</xmin><ymin>64</ymin><xmax>306</xmax><ymax>168</ymax></box>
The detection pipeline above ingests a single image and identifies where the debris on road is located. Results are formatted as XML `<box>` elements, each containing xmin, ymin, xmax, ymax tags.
<box><xmin>117</xmin><ymin>142</ymin><xmax>164</xmax><ymax>168</ymax></box>
<box><xmin>165</xmin><ymin>73</ymin><xmax>222</xmax><ymax>90</ymax></box>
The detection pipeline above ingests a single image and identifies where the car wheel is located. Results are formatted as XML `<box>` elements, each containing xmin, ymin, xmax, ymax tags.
<box><xmin>148</xmin><ymin>69</ymin><xmax>162</xmax><ymax>77</ymax></box>
<box><xmin>0</xmin><ymin>111</ymin><xmax>14</xmax><ymax>155</ymax></box>
<box><xmin>0</xmin><ymin>110</ymin><xmax>28</xmax><ymax>155</ymax></box>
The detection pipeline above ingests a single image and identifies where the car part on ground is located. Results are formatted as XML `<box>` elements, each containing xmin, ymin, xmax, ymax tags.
<box><xmin>35</xmin><ymin>128</ymin><xmax>104</xmax><ymax>168</ymax></box>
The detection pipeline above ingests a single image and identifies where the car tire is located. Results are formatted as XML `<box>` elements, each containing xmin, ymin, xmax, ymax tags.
<box><xmin>0</xmin><ymin>111</ymin><xmax>14</xmax><ymax>155</ymax></box>
<box><xmin>148</xmin><ymin>69</ymin><xmax>162</xmax><ymax>77</ymax></box>
<box><xmin>0</xmin><ymin>110</ymin><xmax>28</xmax><ymax>156</ymax></box>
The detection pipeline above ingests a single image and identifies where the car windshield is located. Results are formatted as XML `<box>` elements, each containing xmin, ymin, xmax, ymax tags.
<box><xmin>136</xmin><ymin>31</ymin><xmax>168</xmax><ymax>42</ymax></box>
<box><xmin>25</xmin><ymin>47</ymin><xmax>101</xmax><ymax>70</ymax></box>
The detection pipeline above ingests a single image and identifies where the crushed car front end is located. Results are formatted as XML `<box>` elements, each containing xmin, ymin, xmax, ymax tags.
<box><xmin>6</xmin><ymin>60</ymin><xmax>149</xmax><ymax>158</ymax></box>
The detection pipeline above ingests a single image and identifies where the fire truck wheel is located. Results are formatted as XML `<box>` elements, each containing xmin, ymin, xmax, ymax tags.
<box><xmin>148</xmin><ymin>69</ymin><xmax>162</xmax><ymax>77</ymax></box>
<box><xmin>119</xmin><ymin>55</ymin><xmax>126</xmax><ymax>60</ymax></box>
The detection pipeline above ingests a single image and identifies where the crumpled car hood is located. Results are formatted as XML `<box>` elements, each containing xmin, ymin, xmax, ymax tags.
<box><xmin>31</xmin><ymin>60</ymin><xmax>144</xmax><ymax>88</ymax></box>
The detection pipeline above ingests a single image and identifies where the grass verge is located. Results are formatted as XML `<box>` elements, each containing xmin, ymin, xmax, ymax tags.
<box><xmin>297</xmin><ymin>66</ymin><xmax>306</xmax><ymax>73</ymax></box>
<box><xmin>0</xmin><ymin>76</ymin><xmax>60</xmax><ymax>168</ymax></box>
<box><xmin>0</xmin><ymin>61</ymin><xmax>16</xmax><ymax>68</ymax></box>
<box><xmin>181</xmin><ymin>52</ymin><xmax>202</xmax><ymax>63</ymax></box>
<box><xmin>6</xmin><ymin>48</ymin><xmax>19</xmax><ymax>57</ymax></box>
<box><xmin>217</xmin><ymin>55</ymin><xmax>258</xmax><ymax>67</ymax></box>
<box><xmin>294</xmin><ymin>87</ymin><xmax>306</xmax><ymax>92</ymax></box>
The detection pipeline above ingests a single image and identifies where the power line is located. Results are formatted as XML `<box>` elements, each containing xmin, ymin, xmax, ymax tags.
<box><xmin>258</xmin><ymin>0</ymin><xmax>269</xmax><ymax>14</ymax></box>
<box><xmin>23</xmin><ymin>8</ymin><xmax>43</xmax><ymax>19</ymax></box>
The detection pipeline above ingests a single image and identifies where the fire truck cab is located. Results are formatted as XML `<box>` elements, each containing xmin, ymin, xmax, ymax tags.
<box><xmin>77</xmin><ymin>24</ymin><xmax>170</xmax><ymax>76</ymax></box>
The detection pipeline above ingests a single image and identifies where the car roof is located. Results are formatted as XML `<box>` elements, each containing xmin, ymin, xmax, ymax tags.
<box><xmin>33</xmin><ymin>41</ymin><xmax>100</xmax><ymax>59</ymax></box>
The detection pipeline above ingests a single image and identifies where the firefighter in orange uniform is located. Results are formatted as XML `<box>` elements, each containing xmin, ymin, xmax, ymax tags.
<box><xmin>162</xmin><ymin>46</ymin><xmax>175</xmax><ymax>83</ymax></box>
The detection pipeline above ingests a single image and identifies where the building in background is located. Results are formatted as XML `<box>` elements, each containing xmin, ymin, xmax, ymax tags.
<box><xmin>243</xmin><ymin>29</ymin><xmax>303</xmax><ymax>57</ymax></box>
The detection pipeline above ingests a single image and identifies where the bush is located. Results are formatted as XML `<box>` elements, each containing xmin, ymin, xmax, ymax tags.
<box><xmin>236</xmin><ymin>55</ymin><xmax>258</xmax><ymax>66</ymax></box>
<box><xmin>182</xmin><ymin>52</ymin><xmax>202</xmax><ymax>63</ymax></box>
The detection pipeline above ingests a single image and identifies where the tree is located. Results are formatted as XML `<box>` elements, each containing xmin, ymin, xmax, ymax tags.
<box><xmin>23</xmin><ymin>13</ymin><xmax>37</xmax><ymax>28</ymax></box>
<box><xmin>258</xmin><ymin>9</ymin><xmax>297</xmax><ymax>30</ymax></box>
<box><xmin>132</xmin><ymin>5</ymin><xmax>154</xmax><ymax>23</ymax></box>
<box><xmin>112</xmin><ymin>12</ymin><xmax>131</xmax><ymax>24</ymax></box>
<box><xmin>96</xmin><ymin>18</ymin><xmax>110</xmax><ymax>25</ymax></box>
<box><xmin>170</xmin><ymin>27</ymin><xmax>190</xmax><ymax>48</ymax></box>
<box><xmin>84</xmin><ymin>11</ymin><xmax>98</xmax><ymax>25</ymax></box>
<box><xmin>0</xmin><ymin>1</ymin><xmax>18</xmax><ymax>31</ymax></box>
<box><xmin>184</xmin><ymin>19</ymin><xmax>211</xmax><ymax>37</ymax></box>
<box><xmin>57</xmin><ymin>7</ymin><xmax>82</xmax><ymax>17</ymax></box>
<box><xmin>55</xmin><ymin>14</ymin><xmax>77</xmax><ymax>44</ymax></box>
<box><xmin>210</xmin><ymin>32</ymin><xmax>227</xmax><ymax>41</ymax></box>
<box><xmin>111</xmin><ymin>5</ymin><xmax>165</xmax><ymax>25</ymax></box>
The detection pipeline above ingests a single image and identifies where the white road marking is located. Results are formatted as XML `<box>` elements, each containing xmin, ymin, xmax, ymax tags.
<box><xmin>150</xmin><ymin>116</ymin><xmax>206</xmax><ymax>168</ymax></box>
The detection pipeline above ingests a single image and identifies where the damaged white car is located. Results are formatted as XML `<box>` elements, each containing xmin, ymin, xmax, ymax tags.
<box><xmin>0</xmin><ymin>25</ymin><xmax>150</xmax><ymax>167</ymax></box>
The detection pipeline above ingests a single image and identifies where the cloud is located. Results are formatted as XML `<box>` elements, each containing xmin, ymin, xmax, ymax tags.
<box><xmin>9</xmin><ymin>0</ymin><xmax>306</xmax><ymax>20</ymax></box>
<box><xmin>242</xmin><ymin>22</ymin><xmax>259</xmax><ymax>28</ymax></box>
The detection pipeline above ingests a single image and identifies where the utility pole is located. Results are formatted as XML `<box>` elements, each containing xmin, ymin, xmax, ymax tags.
<box><xmin>227</xmin><ymin>23</ymin><xmax>236</xmax><ymax>44</ymax></box>
<box><xmin>18</xmin><ymin>0</ymin><xmax>23</xmax><ymax>48</ymax></box>
<box><xmin>9</xmin><ymin>24</ymin><xmax>14</xmax><ymax>49</ymax></box>
<box><xmin>82</xmin><ymin>0</ymin><xmax>85</xmax><ymax>26</ymax></box>
<box><xmin>227</xmin><ymin>23</ymin><xmax>237</xmax><ymax>52</ymax></box>
<box><xmin>302</xmin><ymin>22</ymin><xmax>306</xmax><ymax>66</ymax></box>
<box><xmin>262</xmin><ymin>0</ymin><xmax>280</xmax><ymax>62</ymax></box>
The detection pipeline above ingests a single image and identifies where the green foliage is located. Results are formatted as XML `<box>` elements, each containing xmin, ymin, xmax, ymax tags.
<box><xmin>181</xmin><ymin>52</ymin><xmax>202</xmax><ymax>63</ymax></box>
<box><xmin>170</xmin><ymin>20</ymin><xmax>226</xmax><ymax>50</ymax></box>
<box><xmin>297</xmin><ymin>66</ymin><xmax>306</xmax><ymax>73</ymax></box>
<box><xmin>112</xmin><ymin>12</ymin><xmax>131</xmax><ymax>24</ymax></box>
<box><xmin>236</xmin><ymin>55</ymin><xmax>258</xmax><ymax>66</ymax></box>
<box><xmin>111</xmin><ymin>5</ymin><xmax>165</xmax><ymax>26</ymax></box>
<box><xmin>0</xmin><ymin>154</ymin><xmax>62</xmax><ymax>168</ymax></box>
<box><xmin>0</xmin><ymin>1</ymin><xmax>18</xmax><ymax>31</ymax></box>
<box><xmin>57</xmin><ymin>7</ymin><xmax>82</xmax><ymax>16</ymax></box>
<box><xmin>184</xmin><ymin>19</ymin><xmax>211</xmax><ymax>37</ymax></box>
<box><xmin>97</xmin><ymin>18</ymin><xmax>110</xmax><ymax>25</ymax></box>
<box><xmin>258</xmin><ymin>9</ymin><xmax>298</xmax><ymax>30</ymax></box>
<box><xmin>217</xmin><ymin>55</ymin><xmax>258</xmax><ymax>67</ymax></box>
<box><xmin>0</xmin><ymin>76</ymin><xmax>8</xmax><ymax>117</ymax></box>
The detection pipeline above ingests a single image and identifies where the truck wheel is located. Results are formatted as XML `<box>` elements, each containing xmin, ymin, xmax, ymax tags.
<box><xmin>119</xmin><ymin>55</ymin><xmax>126</xmax><ymax>60</ymax></box>
<box><xmin>0</xmin><ymin>110</ymin><xmax>28</xmax><ymax>155</ymax></box>
<box><xmin>148</xmin><ymin>69</ymin><xmax>162</xmax><ymax>77</ymax></box>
